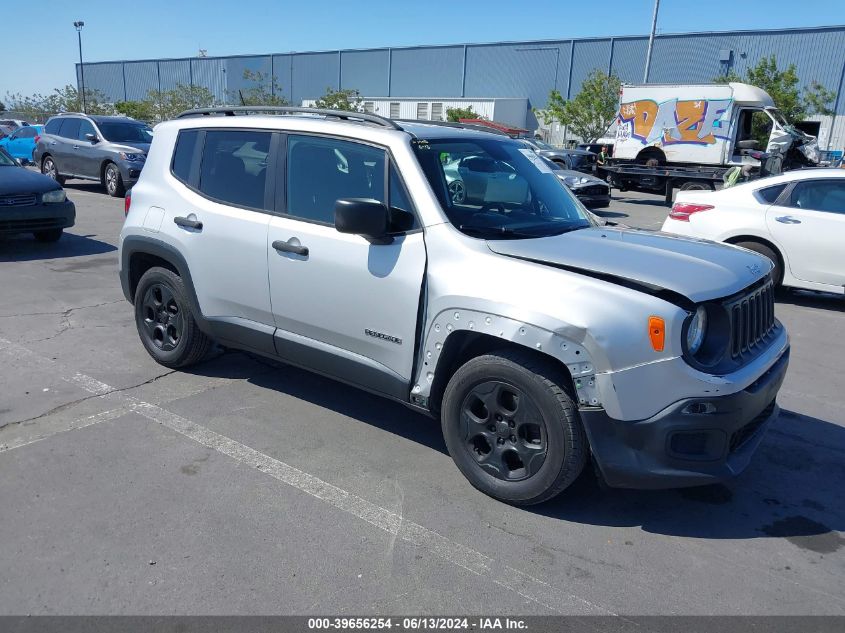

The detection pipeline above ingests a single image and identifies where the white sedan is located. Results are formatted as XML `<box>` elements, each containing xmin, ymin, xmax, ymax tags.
<box><xmin>661</xmin><ymin>169</ymin><xmax>845</xmax><ymax>294</ymax></box>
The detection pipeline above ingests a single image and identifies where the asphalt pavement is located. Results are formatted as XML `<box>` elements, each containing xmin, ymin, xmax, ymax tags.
<box><xmin>0</xmin><ymin>182</ymin><xmax>843</xmax><ymax>615</ymax></box>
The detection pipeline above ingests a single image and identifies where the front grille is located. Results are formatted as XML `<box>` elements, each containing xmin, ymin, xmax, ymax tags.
<box><xmin>729</xmin><ymin>400</ymin><xmax>775</xmax><ymax>452</ymax></box>
<box><xmin>0</xmin><ymin>193</ymin><xmax>37</xmax><ymax>207</ymax></box>
<box><xmin>578</xmin><ymin>185</ymin><xmax>609</xmax><ymax>196</ymax></box>
<box><xmin>727</xmin><ymin>280</ymin><xmax>776</xmax><ymax>359</ymax></box>
<box><xmin>0</xmin><ymin>218</ymin><xmax>64</xmax><ymax>232</ymax></box>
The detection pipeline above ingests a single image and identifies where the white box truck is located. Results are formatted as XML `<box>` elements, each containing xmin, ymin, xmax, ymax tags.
<box><xmin>613</xmin><ymin>82</ymin><xmax>819</xmax><ymax>168</ymax></box>
<box><xmin>605</xmin><ymin>82</ymin><xmax>819</xmax><ymax>202</ymax></box>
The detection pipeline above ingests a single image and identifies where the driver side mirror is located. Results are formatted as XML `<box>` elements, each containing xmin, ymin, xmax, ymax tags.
<box><xmin>85</xmin><ymin>133</ymin><xmax>99</xmax><ymax>143</ymax></box>
<box><xmin>334</xmin><ymin>198</ymin><xmax>391</xmax><ymax>242</ymax></box>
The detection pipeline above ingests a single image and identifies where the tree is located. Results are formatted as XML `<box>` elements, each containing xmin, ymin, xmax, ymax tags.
<box><xmin>313</xmin><ymin>87</ymin><xmax>363</xmax><ymax>112</ymax></box>
<box><xmin>115</xmin><ymin>100</ymin><xmax>156</xmax><ymax>122</ymax></box>
<box><xmin>232</xmin><ymin>70</ymin><xmax>289</xmax><ymax>106</ymax></box>
<box><xmin>715</xmin><ymin>55</ymin><xmax>835</xmax><ymax>121</ymax></box>
<box><xmin>446</xmin><ymin>105</ymin><xmax>482</xmax><ymax>122</ymax></box>
<box><xmin>147</xmin><ymin>83</ymin><xmax>215</xmax><ymax>121</ymax></box>
<box><xmin>0</xmin><ymin>100</ymin><xmax>5</xmax><ymax>112</ymax></box>
<box><xmin>536</xmin><ymin>70</ymin><xmax>620</xmax><ymax>143</ymax></box>
<box><xmin>4</xmin><ymin>85</ymin><xmax>112</xmax><ymax>122</ymax></box>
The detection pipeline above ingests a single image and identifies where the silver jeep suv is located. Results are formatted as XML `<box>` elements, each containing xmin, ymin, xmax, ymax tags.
<box><xmin>118</xmin><ymin>107</ymin><xmax>789</xmax><ymax>505</ymax></box>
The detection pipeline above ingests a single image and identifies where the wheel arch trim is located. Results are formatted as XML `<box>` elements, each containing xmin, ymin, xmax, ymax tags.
<box><xmin>414</xmin><ymin>308</ymin><xmax>600</xmax><ymax>410</ymax></box>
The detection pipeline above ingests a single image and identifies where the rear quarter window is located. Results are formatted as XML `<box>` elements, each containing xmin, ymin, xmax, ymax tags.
<box><xmin>754</xmin><ymin>183</ymin><xmax>787</xmax><ymax>204</ymax></box>
<box><xmin>171</xmin><ymin>130</ymin><xmax>200</xmax><ymax>184</ymax></box>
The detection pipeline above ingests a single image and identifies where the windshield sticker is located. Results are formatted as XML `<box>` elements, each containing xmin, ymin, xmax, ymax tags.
<box><xmin>518</xmin><ymin>149</ymin><xmax>554</xmax><ymax>174</ymax></box>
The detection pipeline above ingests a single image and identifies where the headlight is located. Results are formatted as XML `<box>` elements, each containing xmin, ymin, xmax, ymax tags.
<box><xmin>686</xmin><ymin>306</ymin><xmax>707</xmax><ymax>355</ymax></box>
<box><xmin>119</xmin><ymin>152</ymin><xmax>145</xmax><ymax>161</ymax></box>
<box><xmin>564</xmin><ymin>176</ymin><xmax>589</xmax><ymax>186</ymax></box>
<box><xmin>42</xmin><ymin>190</ymin><xmax>66</xmax><ymax>204</ymax></box>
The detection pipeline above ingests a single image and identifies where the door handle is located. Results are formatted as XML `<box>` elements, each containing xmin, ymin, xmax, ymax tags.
<box><xmin>174</xmin><ymin>216</ymin><xmax>203</xmax><ymax>230</ymax></box>
<box><xmin>775</xmin><ymin>215</ymin><xmax>801</xmax><ymax>224</ymax></box>
<box><xmin>72</xmin><ymin>145</ymin><xmax>80</xmax><ymax>150</ymax></box>
<box><xmin>272</xmin><ymin>239</ymin><xmax>308</xmax><ymax>256</ymax></box>
<box><xmin>49</xmin><ymin>141</ymin><xmax>57</xmax><ymax>146</ymax></box>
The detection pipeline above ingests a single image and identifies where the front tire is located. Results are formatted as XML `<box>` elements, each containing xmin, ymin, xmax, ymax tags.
<box><xmin>441</xmin><ymin>349</ymin><xmax>587</xmax><ymax>505</ymax></box>
<box><xmin>33</xmin><ymin>229</ymin><xmax>63</xmax><ymax>242</ymax></box>
<box><xmin>134</xmin><ymin>267</ymin><xmax>212</xmax><ymax>368</ymax></box>
<box><xmin>104</xmin><ymin>162</ymin><xmax>126</xmax><ymax>198</ymax></box>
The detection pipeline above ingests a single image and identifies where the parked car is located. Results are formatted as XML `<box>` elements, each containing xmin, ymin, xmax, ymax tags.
<box><xmin>35</xmin><ymin>113</ymin><xmax>153</xmax><ymax>197</ymax></box>
<box><xmin>0</xmin><ymin>125</ymin><xmax>16</xmax><ymax>141</ymax></box>
<box><xmin>120</xmin><ymin>107</ymin><xmax>788</xmax><ymax>505</ymax></box>
<box><xmin>0</xmin><ymin>119</ymin><xmax>30</xmax><ymax>129</ymax></box>
<box><xmin>0</xmin><ymin>146</ymin><xmax>75</xmax><ymax>242</ymax></box>
<box><xmin>0</xmin><ymin>124</ymin><xmax>43</xmax><ymax>164</ymax></box>
<box><xmin>521</xmin><ymin>138</ymin><xmax>597</xmax><ymax>174</ymax></box>
<box><xmin>662</xmin><ymin>169</ymin><xmax>845</xmax><ymax>294</ymax></box>
<box><xmin>547</xmin><ymin>162</ymin><xmax>610</xmax><ymax>208</ymax></box>
<box><xmin>443</xmin><ymin>154</ymin><xmax>529</xmax><ymax>205</ymax></box>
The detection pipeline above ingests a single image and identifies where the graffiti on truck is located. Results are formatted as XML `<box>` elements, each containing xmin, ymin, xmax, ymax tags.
<box><xmin>617</xmin><ymin>98</ymin><xmax>732</xmax><ymax>146</ymax></box>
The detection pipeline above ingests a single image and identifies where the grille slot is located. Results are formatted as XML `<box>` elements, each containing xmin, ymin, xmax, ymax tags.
<box><xmin>0</xmin><ymin>193</ymin><xmax>37</xmax><ymax>207</ymax></box>
<box><xmin>729</xmin><ymin>400</ymin><xmax>775</xmax><ymax>452</ymax></box>
<box><xmin>728</xmin><ymin>280</ymin><xmax>776</xmax><ymax>359</ymax></box>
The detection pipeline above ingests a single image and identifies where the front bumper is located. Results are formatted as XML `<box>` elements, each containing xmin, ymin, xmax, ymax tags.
<box><xmin>575</xmin><ymin>193</ymin><xmax>611</xmax><ymax>208</ymax></box>
<box><xmin>117</xmin><ymin>160</ymin><xmax>144</xmax><ymax>185</ymax></box>
<box><xmin>0</xmin><ymin>200</ymin><xmax>76</xmax><ymax>235</ymax></box>
<box><xmin>581</xmin><ymin>347</ymin><xmax>789</xmax><ymax>489</ymax></box>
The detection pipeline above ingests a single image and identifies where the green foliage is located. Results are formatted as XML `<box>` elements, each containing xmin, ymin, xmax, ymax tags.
<box><xmin>4</xmin><ymin>85</ymin><xmax>112</xmax><ymax>122</ymax></box>
<box><xmin>313</xmin><ymin>87</ymin><xmax>363</xmax><ymax>112</ymax></box>
<box><xmin>0</xmin><ymin>100</ymin><xmax>5</xmax><ymax>112</ymax></box>
<box><xmin>715</xmin><ymin>55</ymin><xmax>835</xmax><ymax>121</ymax></box>
<box><xmin>232</xmin><ymin>70</ymin><xmax>289</xmax><ymax>106</ymax></box>
<box><xmin>146</xmin><ymin>83</ymin><xmax>216</xmax><ymax>121</ymax></box>
<box><xmin>114</xmin><ymin>100</ymin><xmax>156</xmax><ymax>122</ymax></box>
<box><xmin>446</xmin><ymin>105</ymin><xmax>482</xmax><ymax>122</ymax></box>
<box><xmin>536</xmin><ymin>70</ymin><xmax>621</xmax><ymax>143</ymax></box>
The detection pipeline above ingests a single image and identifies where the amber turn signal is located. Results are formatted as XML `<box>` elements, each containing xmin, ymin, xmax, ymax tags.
<box><xmin>648</xmin><ymin>316</ymin><xmax>665</xmax><ymax>352</ymax></box>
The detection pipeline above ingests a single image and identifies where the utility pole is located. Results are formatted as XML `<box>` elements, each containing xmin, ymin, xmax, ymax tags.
<box><xmin>643</xmin><ymin>0</ymin><xmax>659</xmax><ymax>83</ymax></box>
<box><xmin>74</xmin><ymin>21</ymin><xmax>86</xmax><ymax>113</ymax></box>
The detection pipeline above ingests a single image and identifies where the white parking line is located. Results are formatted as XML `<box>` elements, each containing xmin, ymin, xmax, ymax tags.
<box><xmin>0</xmin><ymin>336</ymin><xmax>615</xmax><ymax>615</ymax></box>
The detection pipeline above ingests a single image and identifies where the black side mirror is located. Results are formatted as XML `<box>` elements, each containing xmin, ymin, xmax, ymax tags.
<box><xmin>85</xmin><ymin>133</ymin><xmax>98</xmax><ymax>143</ymax></box>
<box><xmin>334</xmin><ymin>198</ymin><xmax>391</xmax><ymax>241</ymax></box>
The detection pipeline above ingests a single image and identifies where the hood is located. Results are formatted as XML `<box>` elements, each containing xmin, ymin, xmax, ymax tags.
<box><xmin>110</xmin><ymin>142</ymin><xmax>150</xmax><ymax>154</ymax></box>
<box><xmin>486</xmin><ymin>226</ymin><xmax>772</xmax><ymax>304</ymax></box>
<box><xmin>0</xmin><ymin>165</ymin><xmax>63</xmax><ymax>195</ymax></box>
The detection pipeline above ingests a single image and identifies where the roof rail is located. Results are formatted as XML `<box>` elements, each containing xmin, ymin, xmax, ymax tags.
<box><xmin>394</xmin><ymin>119</ymin><xmax>512</xmax><ymax>137</ymax></box>
<box><xmin>175</xmin><ymin>105</ymin><xmax>404</xmax><ymax>130</ymax></box>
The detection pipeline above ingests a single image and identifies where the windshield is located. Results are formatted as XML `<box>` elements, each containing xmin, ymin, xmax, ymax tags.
<box><xmin>98</xmin><ymin>122</ymin><xmax>153</xmax><ymax>144</ymax></box>
<box><xmin>413</xmin><ymin>137</ymin><xmax>591</xmax><ymax>239</ymax></box>
<box><xmin>526</xmin><ymin>138</ymin><xmax>555</xmax><ymax>150</ymax></box>
<box><xmin>0</xmin><ymin>147</ymin><xmax>16</xmax><ymax>166</ymax></box>
<box><xmin>765</xmin><ymin>108</ymin><xmax>789</xmax><ymax>128</ymax></box>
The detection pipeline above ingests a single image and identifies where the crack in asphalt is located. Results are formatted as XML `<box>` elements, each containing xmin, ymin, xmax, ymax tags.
<box><xmin>0</xmin><ymin>299</ymin><xmax>124</xmax><ymax>320</ymax></box>
<box><xmin>0</xmin><ymin>369</ymin><xmax>178</xmax><ymax>431</ymax></box>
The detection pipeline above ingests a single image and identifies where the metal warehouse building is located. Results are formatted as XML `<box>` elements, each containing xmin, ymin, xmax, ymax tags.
<box><xmin>78</xmin><ymin>25</ymin><xmax>845</xmax><ymax>148</ymax></box>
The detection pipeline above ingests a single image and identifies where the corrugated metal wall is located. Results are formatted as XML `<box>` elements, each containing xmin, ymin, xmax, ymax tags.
<box><xmin>77</xmin><ymin>26</ymin><xmax>845</xmax><ymax>119</ymax></box>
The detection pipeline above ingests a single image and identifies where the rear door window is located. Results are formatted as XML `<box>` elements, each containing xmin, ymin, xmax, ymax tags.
<box><xmin>198</xmin><ymin>130</ymin><xmax>271</xmax><ymax>210</ymax></box>
<box><xmin>788</xmin><ymin>180</ymin><xmax>845</xmax><ymax>214</ymax></box>
<box><xmin>57</xmin><ymin>118</ymin><xmax>81</xmax><ymax>139</ymax></box>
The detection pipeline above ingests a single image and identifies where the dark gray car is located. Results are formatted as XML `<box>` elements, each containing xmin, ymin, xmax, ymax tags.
<box><xmin>522</xmin><ymin>138</ymin><xmax>597</xmax><ymax>175</ymax></box>
<box><xmin>34</xmin><ymin>114</ymin><xmax>153</xmax><ymax>197</ymax></box>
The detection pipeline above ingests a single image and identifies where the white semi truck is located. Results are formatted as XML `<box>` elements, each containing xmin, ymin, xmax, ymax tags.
<box><xmin>606</xmin><ymin>82</ymin><xmax>819</xmax><ymax>202</ymax></box>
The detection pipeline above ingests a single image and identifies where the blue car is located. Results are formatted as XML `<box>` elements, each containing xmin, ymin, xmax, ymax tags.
<box><xmin>0</xmin><ymin>125</ymin><xmax>43</xmax><ymax>164</ymax></box>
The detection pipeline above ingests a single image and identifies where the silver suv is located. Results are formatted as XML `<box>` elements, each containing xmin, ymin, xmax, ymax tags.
<box><xmin>118</xmin><ymin>107</ymin><xmax>789</xmax><ymax>505</ymax></box>
<box><xmin>35</xmin><ymin>114</ymin><xmax>153</xmax><ymax>197</ymax></box>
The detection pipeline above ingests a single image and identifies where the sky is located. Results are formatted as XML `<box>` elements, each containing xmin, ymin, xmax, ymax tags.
<box><xmin>3</xmin><ymin>0</ymin><xmax>845</xmax><ymax>101</ymax></box>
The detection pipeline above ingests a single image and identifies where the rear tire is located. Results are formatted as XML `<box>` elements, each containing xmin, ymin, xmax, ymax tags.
<box><xmin>33</xmin><ymin>229</ymin><xmax>63</xmax><ymax>242</ymax></box>
<box><xmin>735</xmin><ymin>241</ymin><xmax>783</xmax><ymax>287</ymax></box>
<box><xmin>41</xmin><ymin>156</ymin><xmax>66</xmax><ymax>186</ymax></box>
<box><xmin>679</xmin><ymin>181</ymin><xmax>714</xmax><ymax>191</ymax></box>
<box><xmin>134</xmin><ymin>267</ymin><xmax>212</xmax><ymax>368</ymax></box>
<box><xmin>441</xmin><ymin>349</ymin><xmax>587</xmax><ymax>505</ymax></box>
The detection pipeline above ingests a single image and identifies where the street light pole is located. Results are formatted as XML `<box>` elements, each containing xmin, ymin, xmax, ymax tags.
<box><xmin>74</xmin><ymin>21</ymin><xmax>86</xmax><ymax>113</ymax></box>
<box><xmin>643</xmin><ymin>0</ymin><xmax>659</xmax><ymax>83</ymax></box>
